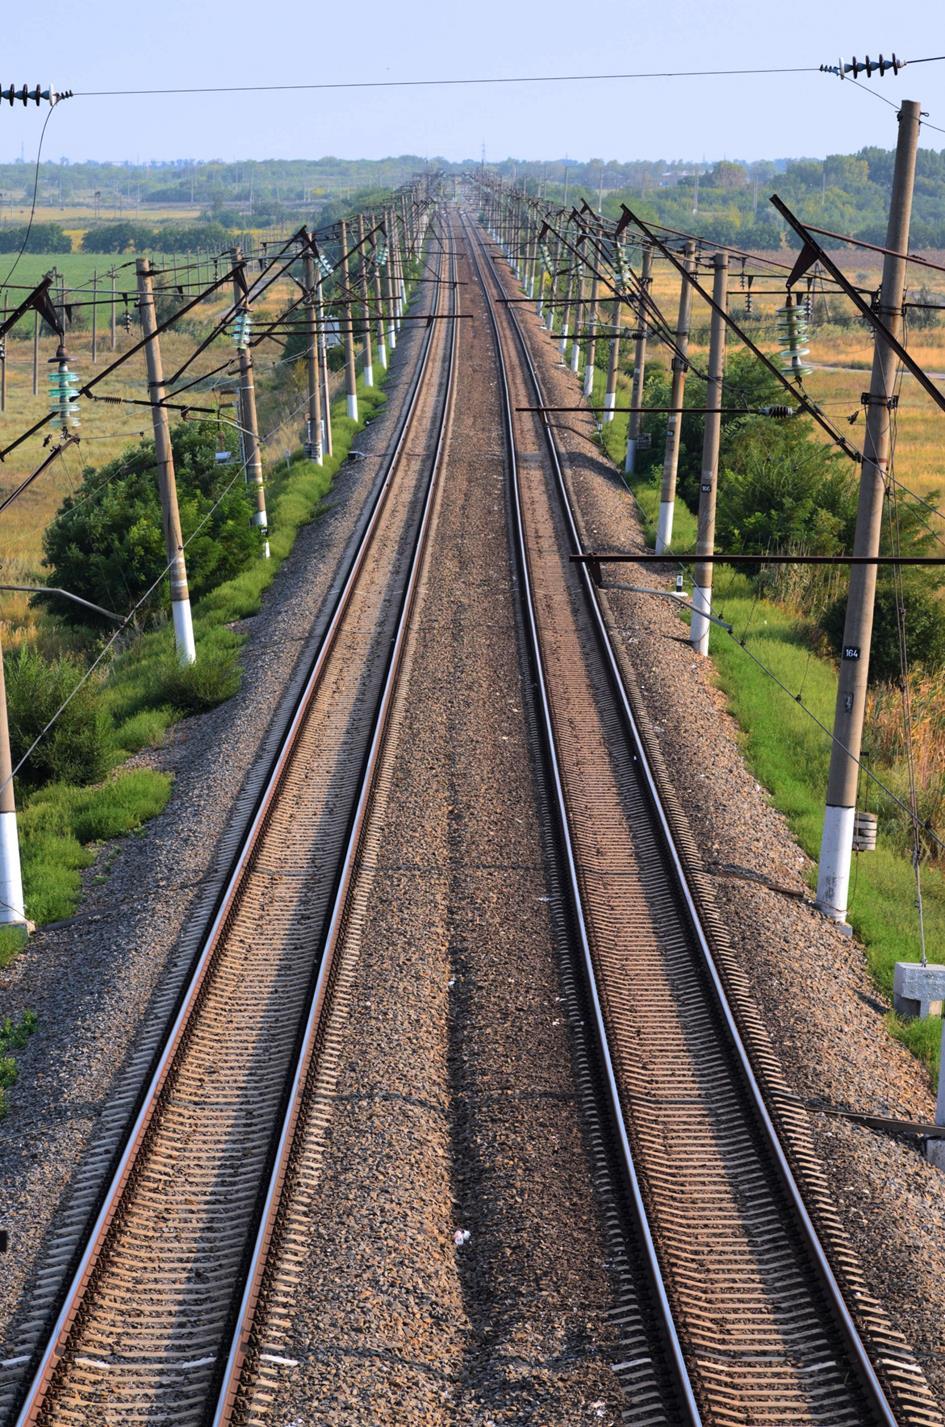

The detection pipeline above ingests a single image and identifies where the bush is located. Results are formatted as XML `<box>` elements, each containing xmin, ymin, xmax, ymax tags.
<box><xmin>676</xmin><ymin>351</ymin><xmax>784</xmax><ymax>509</ymax></box>
<box><xmin>822</xmin><ymin>576</ymin><xmax>945</xmax><ymax>681</ymax></box>
<box><xmin>5</xmin><ymin>647</ymin><xmax>113</xmax><ymax>792</ymax></box>
<box><xmin>41</xmin><ymin>422</ymin><xmax>257</xmax><ymax>627</ymax></box>
<box><xmin>716</xmin><ymin>421</ymin><xmax>857</xmax><ymax>559</ymax></box>
<box><xmin>159</xmin><ymin>645</ymin><xmax>242</xmax><ymax>714</ymax></box>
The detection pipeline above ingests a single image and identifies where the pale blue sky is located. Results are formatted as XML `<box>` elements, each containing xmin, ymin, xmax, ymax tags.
<box><xmin>4</xmin><ymin>1</ymin><xmax>943</xmax><ymax>165</ymax></box>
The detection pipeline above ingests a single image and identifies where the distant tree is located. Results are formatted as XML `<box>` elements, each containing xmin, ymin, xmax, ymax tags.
<box><xmin>82</xmin><ymin>221</ymin><xmax>157</xmax><ymax>253</ymax></box>
<box><xmin>0</xmin><ymin>222</ymin><xmax>68</xmax><ymax>253</ymax></box>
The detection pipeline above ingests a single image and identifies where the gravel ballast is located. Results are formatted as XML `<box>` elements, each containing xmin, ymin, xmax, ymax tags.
<box><xmin>498</xmin><ymin>254</ymin><xmax>945</xmax><ymax>1407</ymax></box>
<box><xmin>249</xmin><ymin>228</ymin><xmax>625</xmax><ymax>1426</ymax></box>
<box><xmin>0</xmin><ymin>295</ymin><xmax>435</xmax><ymax>1364</ymax></box>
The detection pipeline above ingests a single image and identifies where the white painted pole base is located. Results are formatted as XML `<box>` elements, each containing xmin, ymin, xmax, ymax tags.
<box><xmin>602</xmin><ymin>391</ymin><xmax>616</xmax><ymax>424</ymax></box>
<box><xmin>388</xmin><ymin>325</ymin><xmax>397</xmax><ymax>351</ymax></box>
<box><xmin>655</xmin><ymin>501</ymin><xmax>675</xmax><ymax>554</ymax></box>
<box><xmin>0</xmin><ymin>810</ymin><xmax>26</xmax><ymax>927</ymax></box>
<box><xmin>378</xmin><ymin>342</ymin><xmax>388</xmax><ymax>371</ymax></box>
<box><xmin>559</xmin><ymin>324</ymin><xmax>569</xmax><ymax>357</ymax></box>
<box><xmin>347</xmin><ymin>393</ymin><xmax>358</xmax><ymax>422</ymax></box>
<box><xmin>690</xmin><ymin>584</ymin><xmax>711</xmax><ymax>656</ymax></box>
<box><xmin>624</xmin><ymin>438</ymin><xmax>637</xmax><ymax>475</ymax></box>
<box><xmin>172</xmin><ymin>597</ymin><xmax>197</xmax><ymax>666</ymax></box>
<box><xmin>816</xmin><ymin>804</ymin><xmax>856</xmax><ymax>923</ymax></box>
<box><xmin>254</xmin><ymin>511</ymin><xmax>270</xmax><ymax>559</ymax></box>
<box><xmin>364</xmin><ymin>363</ymin><xmax>374</xmax><ymax>389</ymax></box>
<box><xmin>583</xmin><ymin>365</ymin><xmax>594</xmax><ymax>398</ymax></box>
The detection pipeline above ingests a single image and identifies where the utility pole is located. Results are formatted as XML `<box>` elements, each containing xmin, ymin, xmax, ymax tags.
<box><xmin>0</xmin><ymin>631</ymin><xmax>26</xmax><ymax>929</ymax></box>
<box><xmin>690</xmin><ymin>252</ymin><xmax>728</xmax><ymax>656</ymax></box>
<box><xmin>136</xmin><ymin>258</ymin><xmax>196</xmax><ymax>666</ymax></box>
<box><xmin>315</xmin><ymin>248</ymin><xmax>333</xmax><ymax>458</ymax></box>
<box><xmin>91</xmin><ymin>270</ymin><xmax>98</xmax><ymax>365</ymax></box>
<box><xmin>816</xmin><ymin>99</ymin><xmax>922</xmax><ymax>923</ymax></box>
<box><xmin>230</xmin><ymin>249</ymin><xmax>270</xmax><ymax>557</ymax></box>
<box><xmin>570</xmin><ymin>235</ymin><xmax>585</xmax><ymax>376</ymax></box>
<box><xmin>357</xmin><ymin>212</ymin><xmax>374</xmax><ymax>389</ymax></box>
<box><xmin>625</xmin><ymin>244</ymin><xmax>653</xmax><ymax>474</ymax></box>
<box><xmin>602</xmin><ymin>291</ymin><xmax>621</xmax><ymax>421</ymax></box>
<box><xmin>656</xmin><ymin>241</ymin><xmax>696</xmax><ymax>552</ymax></box>
<box><xmin>559</xmin><ymin>252</ymin><xmax>576</xmax><ymax>360</ymax></box>
<box><xmin>31</xmin><ymin>308</ymin><xmax>39</xmax><ymax>397</ymax></box>
<box><xmin>383</xmin><ymin>207</ymin><xmax>397</xmax><ymax>354</ymax></box>
<box><xmin>583</xmin><ymin>267</ymin><xmax>599</xmax><ymax>399</ymax></box>
<box><xmin>371</xmin><ymin>212</ymin><xmax>388</xmax><ymax>373</ymax></box>
<box><xmin>301</xmin><ymin>231</ymin><xmax>324</xmax><ymax>466</ymax></box>
<box><xmin>339</xmin><ymin>219</ymin><xmax>358</xmax><ymax>421</ymax></box>
<box><xmin>110</xmin><ymin>269</ymin><xmax>117</xmax><ymax>350</ymax></box>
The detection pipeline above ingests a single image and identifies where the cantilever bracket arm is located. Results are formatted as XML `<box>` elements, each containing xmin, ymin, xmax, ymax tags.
<box><xmin>618</xmin><ymin>201</ymin><xmax>862</xmax><ymax>464</ymax></box>
<box><xmin>770</xmin><ymin>193</ymin><xmax>945</xmax><ymax>421</ymax></box>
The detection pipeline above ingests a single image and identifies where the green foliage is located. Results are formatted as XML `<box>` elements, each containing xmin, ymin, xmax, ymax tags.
<box><xmin>18</xmin><ymin>770</ymin><xmax>172</xmax><ymax>923</ymax></box>
<box><xmin>158</xmin><ymin>640</ymin><xmax>242</xmax><ymax>715</ymax></box>
<box><xmin>41</xmin><ymin>421</ymin><xmax>256</xmax><ymax>626</ymax></box>
<box><xmin>5</xmin><ymin>647</ymin><xmax>113</xmax><ymax>792</ymax></box>
<box><xmin>676</xmin><ymin>352</ymin><xmax>784</xmax><ymax>509</ymax></box>
<box><xmin>0</xmin><ymin>925</ymin><xmax>28</xmax><ymax>969</ymax></box>
<box><xmin>0</xmin><ymin>1004</ymin><xmax>37</xmax><ymax>1118</ymax></box>
<box><xmin>716</xmin><ymin>421</ymin><xmax>857</xmax><ymax>558</ymax></box>
<box><xmin>822</xmin><ymin>576</ymin><xmax>945</xmax><ymax>681</ymax></box>
<box><xmin>0</xmin><ymin>222</ymin><xmax>68</xmax><ymax>253</ymax></box>
<box><xmin>81</xmin><ymin>221</ymin><xmax>234</xmax><ymax>254</ymax></box>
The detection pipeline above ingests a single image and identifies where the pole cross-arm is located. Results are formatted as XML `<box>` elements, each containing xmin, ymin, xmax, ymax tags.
<box><xmin>770</xmin><ymin>193</ymin><xmax>945</xmax><ymax>421</ymax></box>
<box><xmin>619</xmin><ymin>202</ymin><xmax>862</xmax><ymax>463</ymax></box>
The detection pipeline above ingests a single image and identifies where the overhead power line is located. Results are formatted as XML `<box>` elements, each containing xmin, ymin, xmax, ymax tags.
<box><xmin>76</xmin><ymin>67</ymin><xmax>824</xmax><ymax>98</ymax></box>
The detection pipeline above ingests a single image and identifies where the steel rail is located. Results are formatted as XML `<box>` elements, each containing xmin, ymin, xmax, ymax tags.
<box><xmin>210</xmin><ymin>234</ymin><xmax>459</xmax><ymax>1425</ymax></box>
<box><xmin>462</xmin><ymin>205</ymin><xmax>700</xmax><ymax>1425</ymax></box>
<box><xmin>464</xmin><ymin>204</ymin><xmax>901</xmax><ymax>1426</ymax></box>
<box><xmin>11</xmin><ymin>225</ymin><xmax>455</xmax><ymax>1427</ymax></box>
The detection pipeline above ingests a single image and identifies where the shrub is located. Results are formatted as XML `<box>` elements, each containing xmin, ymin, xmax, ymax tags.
<box><xmin>159</xmin><ymin>643</ymin><xmax>242</xmax><ymax>714</ymax></box>
<box><xmin>5</xmin><ymin>647</ymin><xmax>113</xmax><ymax>792</ymax></box>
<box><xmin>716</xmin><ymin>422</ymin><xmax>857</xmax><ymax>559</ymax></box>
<box><xmin>822</xmin><ymin>576</ymin><xmax>945</xmax><ymax>682</ymax></box>
<box><xmin>41</xmin><ymin>422</ymin><xmax>256</xmax><ymax>627</ymax></box>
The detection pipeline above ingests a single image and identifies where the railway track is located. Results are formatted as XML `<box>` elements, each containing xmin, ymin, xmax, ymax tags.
<box><xmin>462</xmin><ymin>202</ymin><xmax>942</xmax><ymax>1427</ymax></box>
<box><xmin>3</xmin><ymin>221</ymin><xmax>458</xmax><ymax>1427</ymax></box>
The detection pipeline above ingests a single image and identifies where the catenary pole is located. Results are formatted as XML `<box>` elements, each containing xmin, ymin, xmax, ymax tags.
<box><xmin>0</xmin><ymin>632</ymin><xmax>26</xmax><ymax>928</ymax></box>
<box><xmin>372</xmin><ymin>212</ymin><xmax>388</xmax><ymax>372</ymax></box>
<box><xmin>816</xmin><ymin>99</ymin><xmax>922</xmax><ymax>923</ymax></box>
<box><xmin>625</xmin><ymin>243</ymin><xmax>653</xmax><ymax>473</ymax></box>
<box><xmin>339</xmin><ymin>218</ymin><xmax>358</xmax><ymax>421</ymax></box>
<box><xmin>690</xmin><ymin>252</ymin><xmax>728</xmax><ymax>655</ymax></box>
<box><xmin>136</xmin><ymin>257</ymin><xmax>196</xmax><ymax>665</ymax></box>
<box><xmin>230</xmin><ymin>249</ymin><xmax>270</xmax><ymax>558</ymax></box>
<box><xmin>602</xmin><ymin>290</ymin><xmax>621</xmax><ymax>422</ymax></box>
<box><xmin>357</xmin><ymin>211</ymin><xmax>374</xmax><ymax>389</ymax></box>
<box><xmin>583</xmin><ymin>266</ymin><xmax>600</xmax><ymax>399</ymax></box>
<box><xmin>656</xmin><ymin>240</ymin><xmax>697</xmax><ymax>552</ymax></box>
<box><xmin>301</xmin><ymin>232</ymin><xmax>325</xmax><ymax>465</ymax></box>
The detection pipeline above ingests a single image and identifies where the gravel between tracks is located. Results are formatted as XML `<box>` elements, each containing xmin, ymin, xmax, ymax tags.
<box><xmin>256</xmin><ymin>231</ymin><xmax>624</xmax><ymax>1426</ymax></box>
<box><xmin>0</xmin><ymin>306</ymin><xmax>433</xmax><ymax>1361</ymax></box>
<box><xmin>498</xmin><ymin>257</ymin><xmax>945</xmax><ymax>1406</ymax></box>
